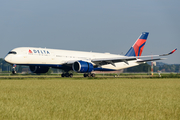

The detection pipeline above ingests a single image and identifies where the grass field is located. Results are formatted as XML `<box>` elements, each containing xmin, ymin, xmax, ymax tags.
<box><xmin>0</xmin><ymin>78</ymin><xmax>180</xmax><ymax>120</ymax></box>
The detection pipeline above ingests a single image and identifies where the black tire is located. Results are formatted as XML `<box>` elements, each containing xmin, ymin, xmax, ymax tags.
<box><xmin>12</xmin><ymin>71</ymin><xmax>16</xmax><ymax>74</ymax></box>
<box><xmin>84</xmin><ymin>73</ymin><xmax>88</xmax><ymax>77</ymax></box>
<box><xmin>61</xmin><ymin>73</ymin><xmax>65</xmax><ymax>77</ymax></box>
<box><xmin>91</xmin><ymin>73</ymin><xmax>95</xmax><ymax>77</ymax></box>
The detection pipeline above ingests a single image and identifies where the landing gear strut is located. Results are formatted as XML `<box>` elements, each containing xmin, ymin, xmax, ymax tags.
<box><xmin>61</xmin><ymin>73</ymin><xmax>73</xmax><ymax>78</ymax></box>
<box><xmin>84</xmin><ymin>73</ymin><xmax>95</xmax><ymax>77</ymax></box>
<box><xmin>12</xmin><ymin>64</ymin><xmax>17</xmax><ymax>74</ymax></box>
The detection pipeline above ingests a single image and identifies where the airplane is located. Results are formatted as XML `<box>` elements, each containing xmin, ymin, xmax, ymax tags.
<box><xmin>4</xmin><ymin>32</ymin><xmax>177</xmax><ymax>77</ymax></box>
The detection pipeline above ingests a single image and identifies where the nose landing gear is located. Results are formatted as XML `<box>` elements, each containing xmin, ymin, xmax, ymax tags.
<box><xmin>12</xmin><ymin>64</ymin><xmax>17</xmax><ymax>74</ymax></box>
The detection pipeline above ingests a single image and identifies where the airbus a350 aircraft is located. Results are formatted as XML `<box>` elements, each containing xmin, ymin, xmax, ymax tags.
<box><xmin>4</xmin><ymin>32</ymin><xmax>177</xmax><ymax>77</ymax></box>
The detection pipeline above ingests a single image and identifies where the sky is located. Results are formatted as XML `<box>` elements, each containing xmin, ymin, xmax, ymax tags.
<box><xmin>0</xmin><ymin>0</ymin><xmax>179</xmax><ymax>64</ymax></box>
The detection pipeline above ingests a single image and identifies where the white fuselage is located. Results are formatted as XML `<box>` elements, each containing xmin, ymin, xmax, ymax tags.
<box><xmin>5</xmin><ymin>47</ymin><xmax>140</xmax><ymax>71</ymax></box>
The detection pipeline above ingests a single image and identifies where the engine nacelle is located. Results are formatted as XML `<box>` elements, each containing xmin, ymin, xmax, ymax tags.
<box><xmin>29</xmin><ymin>66</ymin><xmax>49</xmax><ymax>73</ymax></box>
<box><xmin>72</xmin><ymin>61</ymin><xmax>94</xmax><ymax>73</ymax></box>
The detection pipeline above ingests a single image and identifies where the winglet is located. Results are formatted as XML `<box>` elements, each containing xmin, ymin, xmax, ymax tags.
<box><xmin>160</xmin><ymin>48</ymin><xmax>177</xmax><ymax>56</ymax></box>
<box><xmin>168</xmin><ymin>48</ymin><xmax>177</xmax><ymax>55</ymax></box>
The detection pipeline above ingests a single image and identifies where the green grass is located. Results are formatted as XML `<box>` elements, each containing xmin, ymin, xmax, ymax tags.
<box><xmin>0</xmin><ymin>78</ymin><xmax>180</xmax><ymax>120</ymax></box>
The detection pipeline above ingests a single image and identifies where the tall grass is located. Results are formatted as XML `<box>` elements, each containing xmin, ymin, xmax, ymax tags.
<box><xmin>0</xmin><ymin>78</ymin><xmax>179</xmax><ymax>120</ymax></box>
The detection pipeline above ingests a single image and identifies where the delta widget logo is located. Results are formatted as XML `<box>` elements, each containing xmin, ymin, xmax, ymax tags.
<box><xmin>29</xmin><ymin>50</ymin><xmax>33</xmax><ymax>54</ymax></box>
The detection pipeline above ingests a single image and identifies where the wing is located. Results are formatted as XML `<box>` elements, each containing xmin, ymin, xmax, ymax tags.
<box><xmin>91</xmin><ymin>48</ymin><xmax>177</xmax><ymax>67</ymax></box>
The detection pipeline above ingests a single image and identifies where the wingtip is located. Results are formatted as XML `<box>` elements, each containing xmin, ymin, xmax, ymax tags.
<box><xmin>169</xmin><ymin>48</ymin><xmax>177</xmax><ymax>55</ymax></box>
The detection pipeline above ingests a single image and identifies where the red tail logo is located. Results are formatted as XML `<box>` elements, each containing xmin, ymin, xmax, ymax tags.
<box><xmin>29</xmin><ymin>49</ymin><xmax>33</xmax><ymax>53</ymax></box>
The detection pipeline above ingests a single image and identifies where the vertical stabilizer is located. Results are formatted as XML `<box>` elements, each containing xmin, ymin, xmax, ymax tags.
<box><xmin>125</xmin><ymin>32</ymin><xmax>149</xmax><ymax>56</ymax></box>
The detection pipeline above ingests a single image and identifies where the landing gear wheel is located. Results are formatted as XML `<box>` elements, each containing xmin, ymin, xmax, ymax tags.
<box><xmin>91</xmin><ymin>73</ymin><xmax>95</xmax><ymax>77</ymax></box>
<box><xmin>12</xmin><ymin>70</ymin><xmax>16</xmax><ymax>74</ymax></box>
<box><xmin>84</xmin><ymin>73</ymin><xmax>88</xmax><ymax>77</ymax></box>
<box><xmin>83</xmin><ymin>73</ymin><xmax>96</xmax><ymax>77</ymax></box>
<box><xmin>61</xmin><ymin>73</ymin><xmax>65</xmax><ymax>77</ymax></box>
<box><xmin>12</xmin><ymin>64</ymin><xmax>17</xmax><ymax>74</ymax></box>
<box><xmin>61</xmin><ymin>73</ymin><xmax>73</xmax><ymax>77</ymax></box>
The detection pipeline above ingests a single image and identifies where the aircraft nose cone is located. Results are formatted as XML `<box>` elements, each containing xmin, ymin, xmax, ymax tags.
<box><xmin>4</xmin><ymin>55</ymin><xmax>11</xmax><ymax>63</ymax></box>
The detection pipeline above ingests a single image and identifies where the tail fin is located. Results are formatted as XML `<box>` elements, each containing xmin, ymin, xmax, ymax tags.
<box><xmin>125</xmin><ymin>32</ymin><xmax>149</xmax><ymax>56</ymax></box>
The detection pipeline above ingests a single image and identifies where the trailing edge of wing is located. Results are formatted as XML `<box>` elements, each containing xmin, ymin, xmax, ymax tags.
<box><xmin>137</xmin><ymin>58</ymin><xmax>166</xmax><ymax>63</ymax></box>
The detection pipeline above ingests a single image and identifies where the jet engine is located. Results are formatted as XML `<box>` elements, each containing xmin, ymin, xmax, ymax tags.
<box><xmin>72</xmin><ymin>61</ymin><xmax>94</xmax><ymax>73</ymax></box>
<box><xmin>29</xmin><ymin>66</ymin><xmax>49</xmax><ymax>73</ymax></box>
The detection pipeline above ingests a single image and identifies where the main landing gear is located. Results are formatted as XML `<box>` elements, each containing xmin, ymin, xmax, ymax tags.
<box><xmin>61</xmin><ymin>73</ymin><xmax>96</xmax><ymax>78</ymax></box>
<box><xmin>83</xmin><ymin>73</ymin><xmax>95</xmax><ymax>77</ymax></box>
<box><xmin>61</xmin><ymin>73</ymin><xmax>73</xmax><ymax>78</ymax></box>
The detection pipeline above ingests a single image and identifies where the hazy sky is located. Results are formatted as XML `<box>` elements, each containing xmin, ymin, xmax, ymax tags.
<box><xmin>0</xmin><ymin>0</ymin><xmax>179</xmax><ymax>64</ymax></box>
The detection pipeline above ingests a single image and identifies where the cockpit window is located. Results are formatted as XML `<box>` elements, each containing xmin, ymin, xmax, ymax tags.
<box><xmin>8</xmin><ymin>51</ymin><xmax>17</xmax><ymax>54</ymax></box>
